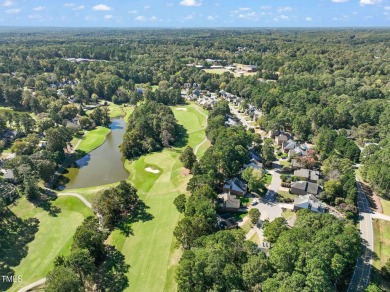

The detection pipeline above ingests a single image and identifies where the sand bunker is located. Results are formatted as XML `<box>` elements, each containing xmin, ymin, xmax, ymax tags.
<box><xmin>145</xmin><ymin>167</ymin><xmax>160</xmax><ymax>174</ymax></box>
<box><xmin>175</xmin><ymin>108</ymin><xmax>188</xmax><ymax>111</ymax></box>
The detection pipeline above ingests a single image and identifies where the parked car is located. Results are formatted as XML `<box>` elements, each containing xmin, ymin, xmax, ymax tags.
<box><xmin>251</xmin><ymin>200</ymin><xmax>259</xmax><ymax>206</ymax></box>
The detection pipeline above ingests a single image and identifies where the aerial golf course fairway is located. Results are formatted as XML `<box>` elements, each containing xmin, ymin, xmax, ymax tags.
<box><xmin>107</xmin><ymin>103</ymin><xmax>209</xmax><ymax>292</ymax></box>
<box><xmin>9</xmin><ymin>196</ymin><xmax>93</xmax><ymax>291</ymax></box>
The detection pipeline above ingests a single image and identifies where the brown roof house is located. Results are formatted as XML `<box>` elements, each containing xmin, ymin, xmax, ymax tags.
<box><xmin>294</xmin><ymin>169</ymin><xmax>320</xmax><ymax>183</ymax></box>
<box><xmin>218</xmin><ymin>193</ymin><xmax>241</xmax><ymax>212</ymax></box>
<box><xmin>275</xmin><ymin>134</ymin><xmax>288</xmax><ymax>145</ymax></box>
<box><xmin>291</xmin><ymin>181</ymin><xmax>319</xmax><ymax>196</ymax></box>
<box><xmin>223</xmin><ymin>178</ymin><xmax>247</xmax><ymax>197</ymax></box>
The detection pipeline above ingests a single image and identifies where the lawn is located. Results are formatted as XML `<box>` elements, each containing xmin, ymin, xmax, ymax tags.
<box><xmin>76</xmin><ymin>126</ymin><xmax>111</xmax><ymax>153</ymax></box>
<box><xmin>278</xmin><ymin>190</ymin><xmax>298</xmax><ymax>201</ymax></box>
<box><xmin>105</xmin><ymin>104</ymin><xmax>209</xmax><ymax>292</ymax></box>
<box><xmin>107</xmin><ymin>149</ymin><xmax>188</xmax><ymax>292</ymax></box>
<box><xmin>372</xmin><ymin>219</ymin><xmax>390</xmax><ymax>290</ymax></box>
<box><xmin>9</xmin><ymin>196</ymin><xmax>93</xmax><ymax>291</ymax></box>
<box><xmin>249</xmin><ymin>233</ymin><xmax>260</xmax><ymax>245</ymax></box>
<box><xmin>380</xmin><ymin>198</ymin><xmax>390</xmax><ymax>217</ymax></box>
<box><xmin>107</xmin><ymin>103</ymin><xmax>134</xmax><ymax>119</ymax></box>
<box><xmin>240</xmin><ymin>220</ymin><xmax>252</xmax><ymax>233</ymax></box>
<box><xmin>282</xmin><ymin>210</ymin><xmax>295</xmax><ymax>220</ymax></box>
<box><xmin>262</xmin><ymin>174</ymin><xmax>272</xmax><ymax>185</ymax></box>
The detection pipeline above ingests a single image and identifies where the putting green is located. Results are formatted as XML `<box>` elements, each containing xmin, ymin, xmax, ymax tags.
<box><xmin>9</xmin><ymin>196</ymin><xmax>93</xmax><ymax>291</ymax></box>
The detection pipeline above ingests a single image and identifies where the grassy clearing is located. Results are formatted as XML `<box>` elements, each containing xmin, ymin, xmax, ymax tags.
<box><xmin>249</xmin><ymin>233</ymin><xmax>260</xmax><ymax>245</ymax></box>
<box><xmin>278</xmin><ymin>190</ymin><xmax>298</xmax><ymax>201</ymax></box>
<box><xmin>282</xmin><ymin>210</ymin><xmax>295</xmax><ymax>220</ymax></box>
<box><xmin>77</xmin><ymin>126</ymin><xmax>111</xmax><ymax>153</ymax></box>
<box><xmin>279</xmin><ymin>159</ymin><xmax>289</xmax><ymax>167</ymax></box>
<box><xmin>240</xmin><ymin>220</ymin><xmax>252</xmax><ymax>233</ymax></box>
<box><xmin>10</xmin><ymin>196</ymin><xmax>93</xmax><ymax>291</ymax></box>
<box><xmin>372</xmin><ymin>219</ymin><xmax>390</xmax><ymax>290</ymax></box>
<box><xmin>380</xmin><ymin>198</ymin><xmax>390</xmax><ymax>217</ymax></box>
<box><xmin>107</xmin><ymin>103</ymin><xmax>134</xmax><ymax>119</ymax></box>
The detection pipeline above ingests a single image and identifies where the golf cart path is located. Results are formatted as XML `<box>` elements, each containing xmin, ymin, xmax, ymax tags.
<box><xmin>57</xmin><ymin>192</ymin><xmax>92</xmax><ymax>209</ymax></box>
<box><xmin>194</xmin><ymin>138</ymin><xmax>208</xmax><ymax>155</ymax></box>
<box><xmin>18</xmin><ymin>277</ymin><xmax>46</xmax><ymax>292</ymax></box>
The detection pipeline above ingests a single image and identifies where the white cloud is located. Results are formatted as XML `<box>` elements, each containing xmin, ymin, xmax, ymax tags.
<box><xmin>207</xmin><ymin>15</ymin><xmax>216</xmax><ymax>20</ymax></box>
<box><xmin>360</xmin><ymin>0</ymin><xmax>382</xmax><ymax>5</ymax></box>
<box><xmin>331</xmin><ymin>0</ymin><xmax>349</xmax><ymax>3</ymax></box>
<box><xmin>144</xmin><ymin>5</ymin><xmax>150</xmax><ymax>9</ymax></box>
<box><xmin>239</xmin><ymin>7</ymin><xmax>251</xmax><ymax>11</ymax></box>
<box><xmin>238</xmin><ymin>12</ymin><xmax>257</xmax><ymax>20</ymax></box>
<box><xmin>128</xmin><ymin>10</ymin><xmax>138</xmax><ymax>14</ymax></box>
<box><xmin>277</xmin><ymin>6</ymin><xmax>293</xmax><ymax>13</ymax></box>
<box><xmin>260</xmin><ymin>6</ymin><xmax>272</xmax><ymax>10</ymax></box>
<box><xmin>64</xmin><ymin>3</ymin><xmax>75</xmax><ymax>8</ymax></box>
<box><xmin>104</xmin><ymin>14</ymin><xmax>113</xmax><ymax>20</ymax></box>
<box><xmin>73</xmin><ymin>5</ymin><xmax>84</xmax><ymax>11</ymax></box>
<box><xmin>28</xmin><ymin>14</ymin><xmax>43</xmax><ymax>19</ymax></box>
<box><xmin>280</xmin><ymin>14</ymin><xmax>289</xmax><ymax>20</ymax></box>
<box><xmin>134</xmin><ymin>15</ymin><xmax>159</xmax><ymax>22</ymax></box>
<box><xmin>93</xmin><ymin>4</ymin><xmax>112</xmax><ymax>11</ymax></box>
<box><xmin>305</xmin><ymin>16</ymin><xmax>313</xmax><ymax>21</ymax></box>
<box><xmin>33</xmin><ymin>6</ymin><xmax>46</xmax><ymax>12</ymax></box>
<box><xmin>179</xmin><ymin>0</ymin><xmax>202</xmax><ymax>7</ymax></box>
<box><xmin>1</xmin><ymin>0</ymin><xmax>13</xmax><ymax>7</ymax></box>
<box><xmin>135</xmin><ymin>15</ymin><xmax>147</xmax><ymax>21</ymax></box>
<box><xmin>384</xmin><ymin>6</ymin><xmax>390</xmax><ymax>10</ymax></box>
<box><xmin>5</xmin><ymin>8</ymin><xmax>20</xmax><ymax>14</ymax></box>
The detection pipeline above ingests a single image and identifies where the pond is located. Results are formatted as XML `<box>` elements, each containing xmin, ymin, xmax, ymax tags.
<box><xmin>64</xmin><ymin>117</ymin><xmax>129</xmax><ymax>189</ymax></box>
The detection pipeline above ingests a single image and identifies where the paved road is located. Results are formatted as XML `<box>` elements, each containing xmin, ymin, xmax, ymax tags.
<box><xmin>372</xmin><ymin>212</ymin><xmax>390</xmax><ymax>222</ymax></box>
<box><xmin>229</xmin><ymin>105</ymin><xmax>255</xmax><ymax>130</ymax></box>
<box><xmin>348</xmin><ymin>181</ymin><xmax>373</xmax><ymax>292</ymax></box>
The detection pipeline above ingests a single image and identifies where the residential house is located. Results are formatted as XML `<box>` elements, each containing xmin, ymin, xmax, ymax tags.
<box><xmin>293</xmin><ymin>194</ymin><xmax>324</xmax><ymax>213</ymax></box>
<box><xmin>218</xmin><ymin>193</ymin><xmax>241</xmax><ymax>212</ymax></box>
<box><xmin>243</xmin><ymin>159</ymin><xmax>263</xmax><ymax>170</ymax></box>
<box><xmin>217</xmin><ymin>215</ymin><xmax>238</xmax><ymax>230</ymax></box>
<box><xmin>2</xmin><ymin>169</ymin><xmax>15</xmax><ymax>183</ymax></box>
<box><xmin>249</xmin><ymin>150</ymin><xmax>261</xmax><ymax>162</ymax></box>
<box><xmin>282</xmin><ymin>140</ymin><xmax>297</xmax><ymax>153</ymax></box>
<box><xmin>291</xmin><ymin>159</ymin><xmax>303</xmax><ymax>170</ymax></box>
<box><xmin>275</xmin><ymin>134</ymin><xmax>288</xmax><ymax>145</ymax></box>
<box><xmin>291</xmin><ymin>181</ymin><xmax>319</xmax><ymax>196</ymax></box>
<box><xmin>223</xmin><ymin>178</ymin><xmax>247</xmax><ymax>197</ymax></box>
<box><xmin>294</xmin><ymin>169</ymin><xmax>320</xmax><ymax>183</ymax></box>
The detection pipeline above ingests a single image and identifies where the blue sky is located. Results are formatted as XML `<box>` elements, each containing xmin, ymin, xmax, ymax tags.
<box><xmin>0</xmin><ymin>0</ymin><xmax>389</xmax><ymax>27</ymax></box>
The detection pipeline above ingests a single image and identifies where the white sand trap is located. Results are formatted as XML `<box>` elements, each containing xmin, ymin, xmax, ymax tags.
<box><xmin>175</xmin><ymin>108</ymin><xmax>188</xmax><ymax>111</ymax></box>
<box><xmin>145</xmin><ymin>167</ymin><xmax>160</xmax><ymax>174</ymax></box>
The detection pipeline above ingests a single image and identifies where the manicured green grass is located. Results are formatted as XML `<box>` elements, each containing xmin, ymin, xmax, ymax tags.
<box><xmin>107</xmin><ymin>149</ymin><xmax>188</xmax><ymax>292</ymax></box>
<box><xmin>10</xmin><ymin>196</ymin><xmax>93</xmax><ymax>291</ymax></box>
<box><xmin>262</xmin><ymin>174</ymin><xmax>272</xmax><ymax>185</ymax></box>
<box><xmin>105</xmin><ymin>104</ymin><xmax>208</xmax><ymax>292</ymax></box>
<box><xmin>282</xmin><ymin>210</ymin><xmax>295</xmax><ymax>220</ymax></box>
<box><xmin>372</xmin><ymin>219</ymin><xmax>390</xmax><ymax>290</ymax></box>
<box><xmin>77</xmin><ymin>126</ymin><xmax>111</xmax><ymax>153</ymax></box>
<box><xmin>278</xmin><ymin>190</ymin><xmax>298</xmax><ymax>201</ymax></box>
<box><xmin>249</xmin><ymin>233</ymin><xmax>260</xmax><ymax>245</ymax></box>
<box><xmin>108</xmin><ymin>103</ymin><xmax>134</xmax><ymax>119</ymax></box>
<box><xmin>240</xmin><ymin>220</ymin><xmax>252</xmax><ymax>233</ymax></box>
<box><xmin>279</xmin><ymin>159</ymin><xmax>289</xmax><ymax>167</ymax></box>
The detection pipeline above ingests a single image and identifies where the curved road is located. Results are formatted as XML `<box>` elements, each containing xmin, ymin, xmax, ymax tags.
<box><xmin>348</xmin><ymin>181</ymin><xmax>373</xmax><ymax>292</ymax></box>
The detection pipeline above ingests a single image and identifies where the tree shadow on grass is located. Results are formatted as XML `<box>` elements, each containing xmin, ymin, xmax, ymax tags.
<box><xmin>117</xmin><ymin>201</ymin><xmax>154</xmax><ymax>237</ymax></box>
<box><xmin>0</xmin><ymin>210</ymin><xmax>39</xmax><ymax>291</ymax></box>
<box><xmin>173</xmin><ymin>125</ymin><xmax>189</xmax><ymax>149</ymax></box>
<box><xmin>29</xmin><ymin>189</ymin><xmax>62</xmax><ymax>217</ymax></box>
